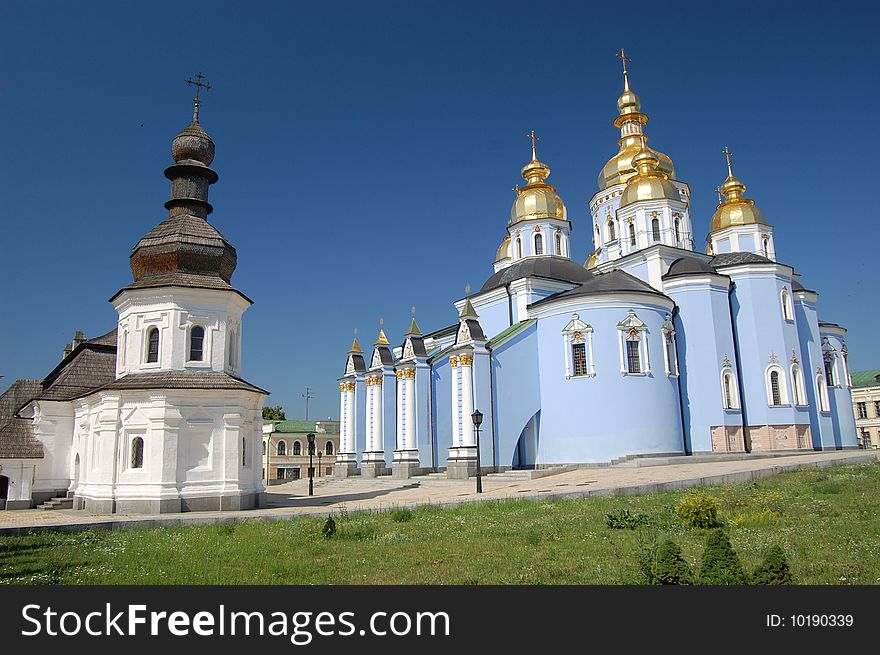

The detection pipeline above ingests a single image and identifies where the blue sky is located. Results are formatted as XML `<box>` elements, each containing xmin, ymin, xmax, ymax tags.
<box><xmin>1</xmin><ymin>0</ymin><xmax>878</xmax><ymax>420</ymax></box>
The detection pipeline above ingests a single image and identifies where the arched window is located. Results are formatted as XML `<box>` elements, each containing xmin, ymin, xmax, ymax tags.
<box><xmin>534</xmin><ymin>233</ymin><xmax>543</xmax><ymax>255</ymax></box>
<box><xmin>293</xmin><ymin>440</ymin><xmax>302</xmax><ymax>456</ymax></box>
<box><xmin>146</xmin><ymin>327</ymin><xmax>159</xmax><ymax>363</ymax></box>
<box><xmin>189</xmin><ymin>325</ymin><xmax>205</xmax><ymax>361</ymax></box>
<box><xmin>131</xmin><ymin>437</ymin><xmax>144</xmax><ymax>469</ymax></box>
<box><xmin>674</xmin><ymin>217</ymin><xmax>682</xmax><ymax>243</ymax></box>
<box><xmin>326</xmin><ymin>441</ymin><xmax>334</xmax><ymax>455</ymax></box>
<box><xmin>629</xmin><ymin>222</ymin><xmax>636</xmax><ymax>247</ymax></box>
<box><xmin>554</xmin><ymin>231</ymin><xmax>562</xmax><ymax>255</ymax></box>
<box><xmin>595</xmin><ymin>224</ymin><xmax>600</xmax><ymax>244</ymax></box>
<box><xmin>651</xmin><ymin>218</ymin><xmax>661</xmax><ymax>242</ymax></box>
<box><xmin>516</xmin><ymin>237</ymin><xmax>523</xmax><ymax>259</ymax></box>
<box><xmin>242</xmin><ymin>437</ymin><xmax>247</xmax><ymax>467</ymax></box>
<box><xmin>626</xmin><ymin>335</ymin><xmax>641</xmax><ymax>374</ymax></box>
<box><xmin>562</xmin><ymin>314</ymin><xmax>594</xmax><ymax>379</ymax></box>
<box><xmin>721</xmin><ymin>369</ymin><xmax>738</xmax><ymax>409</ymax></box>
<box><xmin>618</xmin><ymin>310</ymin><xmax>648</xmax><ymax>376</ymax></box>
<box><xmin>228</xmin><ymin>328</ymin><xmax>237</xmax><ymax>369</ymax></box>
<box><xmin>781</xmin><ymin>288</ymin><xmax>793</xmax><ymax>321</ymax></box>
<box><xmin>791</xmin><ymin>364</ymin><xmax>806</xmax><ymax>406</ymax></box>
<box><xmin>277</xmin><ymin>440</ymin><xmax>286</xmax><ymax>456</ymax></box>
<box><xmin>770</xmin><ymin>370</ymin><xmax>782</xmax><ymax>406</ymax></box>
<box><xmin>262</xmin><ymin>441</ymin><xmax>266</xmax><ymax>456</ymax></box>
<box><xmin>607</xmin><ymin>220</ymin><xmax>615</xmax><ymax>242</ymax></box>
<box><xmin>762</xmin><ymin>236</ymin><xmax>770</xmax><ymax>258</ymax></box>
<box><xmin>816</xmin><ymin>374</ymin><xmax>830</xmax><ymax>412</ymax></box>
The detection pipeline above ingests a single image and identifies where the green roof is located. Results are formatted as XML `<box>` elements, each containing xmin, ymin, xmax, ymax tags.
<box><xmin>270</xmin><ymin>420</ymin><xmax>318</xmax><ymax>433</ymax></box>
<box><xmin>851</xmin><ymin>370</ymin><xmax>880</xmax><ymax>389</ymax></box>
<box><xmin>487</xmin><ymin>320</ymin><xmax>535</xmax><ymax>348</ymax></box>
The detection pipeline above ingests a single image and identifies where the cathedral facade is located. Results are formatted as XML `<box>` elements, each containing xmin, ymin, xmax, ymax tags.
<box><xmin>337</xmin><ymin>59</ymin><xmax>859</xmax><ymax>478</ymax></box>
<box><xmin>0</xmin><ymin>91</ymin><xmax>268</xmax><ymax>512</ymax></box>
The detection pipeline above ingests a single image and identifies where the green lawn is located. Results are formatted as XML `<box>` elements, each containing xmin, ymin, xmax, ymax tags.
<box><xmin>2</xmin><ymin>461</ymin><xmax>879</xmax><ymax>585</ymax></box>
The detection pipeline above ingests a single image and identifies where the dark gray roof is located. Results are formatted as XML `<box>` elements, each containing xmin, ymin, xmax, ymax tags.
<box><xmin>398</xmin><ymin>336</ymin><xmax>427</xmax><ymax>359</ymax></box>
<box><xmin>0</xmin><ymin>380</ymin><xmax>41</xmax><ymax>421</ymax></box>
<box><xmin>480</xmin><ymin>257</ymin><xmax>592</xmax><ymax>293</ymax></box>
<box><xmin>710</xmin><ymin>252</ymin><xmax>774</xmax><ymax>267</ymax></box>
<box><xmin>346</xmin><ymin>353</ymin><xmax>367</xmax><ymax>374</ymax></box>
<box><xmin>0</xmin><ymin>418</ymin><xmax>44</xmax><ymax>459</ymax></box>
<box><xmin>111</xmin><ymin>272</ymin><xmax>252</xmax><ymax>303</ymax></box>
<box><xmin>99</xmin><ymin>371</ymin><xmax>268</xmax><ymax>394</ymax></box>
<box><xmin>86</xmin><ymin>329</ymin><xmax>118</xmax><ymax>347</ymax></box>
<box><xmin>818</xmin><ymin>321</ymin><xmax>842</xmax><ymax>329</ymax></box>
<box><xmin>530</xmin><ymin>270</ymin><xmax>668</xmax><ymax>308</ymax></box>
<box><xmin>372</xmin><ymin>345</ymin><xmax>395</xmax><ymax>367</ymax></box>
<box><xmin>39</xmin><ymin>342</ymin><xmax>118</xmax><ymax>401</ymax></box>
<box><xmin>663</xmin><ymin>257</ymin><xmax>718</xmax><ymax>279</ymax></box>
<box><xmin>459</xmin><ymin>319</ymin><xmax>486</xmax><ymax>343</ymax></box>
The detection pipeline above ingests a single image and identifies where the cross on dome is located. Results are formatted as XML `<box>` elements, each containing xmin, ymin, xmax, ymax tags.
<box><xmin>185</xmin><ymin>72</ymin><xmax>211</xmax><ymax>122</ymax></box>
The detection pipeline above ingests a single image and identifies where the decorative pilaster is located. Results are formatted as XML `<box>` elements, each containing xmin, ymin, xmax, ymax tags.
<box><xmin>361</xmin><ymin>375</ymin><xmax>389</xmax><ymax>477</ymax></box>
<box><xmin>447</xmin><ymin>352</ymin><xmax>478</xmax><ymax>479</ymax></box>
<box><xmin>392</xmin><ymin>367</ymin><xmax>420</xmax><ymax>478</ymax></box>
<box><xmin>335</xmin><ymin>381</ymin><xmax>359</xmax><ymax>477</ymax></box>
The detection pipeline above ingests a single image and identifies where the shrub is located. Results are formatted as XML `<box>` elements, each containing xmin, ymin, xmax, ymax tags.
<box><xmin>605</xmin><ymin>508</ymin><xmax>650</xmax><ymax>529</ymax></box>
<box><xmin>700</xmin><ymin>529</ymin><xmax>749</xmax><ymax>584</ymax></box>
<box><xmin>390</xmin><ymin>507</ymin><xmax>414</xmax><ymax>523</ymax></box>
<box><xmin>321</xmin><ymin>515</ymin><xmax>336</xmax><ymax>539</ymax></box>
<box><xmin>651</xmin><ymin>540</ymin><xmax>693</xmax><ymax>585</ymax></box>
<box><xmin>675</xmin><ymin>490</ymin><xmax>721</xmax><ymax>528</ymax></box>
<box><xmin>752</xmin><ymin>545</ymin><xmax>793</xmax><ymax>585</ymax></box>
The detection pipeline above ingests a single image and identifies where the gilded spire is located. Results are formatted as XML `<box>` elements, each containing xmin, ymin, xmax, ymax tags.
<box><xmin>710</xmin><ymin>146</ymin><xmax>768</xmax><ymax>232</ymax></box>
<box><xmin>521</xmin><ymin>130</ymin><xmax>550</xmax><ymax>185</ymax></box>
<box><xmin>349</xmin><ymin>338</ymin><xmax>362</xmax><ymax>353</ymax></box>
<box><xmin>405</xmin><ymin>318</ymin><xmax>422</xmax><ymax>337</ymax></box>
<box><xmin>527</xmin><ymin>130</ymin><xmax>540</xmax><ymax>161</ymax></box>
<box><xmin>616</xmin><ymin>48</ymin><xmax>632</xmax><ymax>93</ymax></box>
<box><xmin>723</xmin><ymin>145</ymin><xmax>734</xmax><ymax>177</ymax></box>
<box><xmin>375</xmin><ymin>329</ymin><xmax>390</xmax><ymax>346</ymax></box>
<box><xmin>459</xmin><ymin>298</ymin><xmax>478</xmax><ymax>320</ymax></box>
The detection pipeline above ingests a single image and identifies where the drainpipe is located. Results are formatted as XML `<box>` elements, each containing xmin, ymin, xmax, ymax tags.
<box><xmin>505</xmin><ymin>283</ymin><xmax>513</xmax><ymax>327</ymax></box>
<box><xmin>672</xmin><ymin>306</ymin><xmax>690</xmax><ymax>455</ymax></box>
<box><xmin>727</xmin><ymin>281</ymin><xmax>751</xmax><ymax>452</ymax></box>
<box><xmin>488</xmin><ymin>345</ymin><xmax>498</xmax><ymax>472</ymax></box>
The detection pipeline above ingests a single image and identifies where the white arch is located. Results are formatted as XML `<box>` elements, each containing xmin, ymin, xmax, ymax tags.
<box><xmin>816</xmin><ymin>373</ymin><xmax>830</xmax><ymax>412</ymax></box>
<box><xmin>720</xmin><ymin>367</ymin><xmax>739</xmax><ymax>409</ymax></box>
<box><xmin>790</xmin><ymin>363</ymin><xmax>807</xmax><ymax>406</ymax></box>
<box><xmin>765</xmin><ymin>364</ymin><xmax>789</xmax><ymax>406</ymax></box>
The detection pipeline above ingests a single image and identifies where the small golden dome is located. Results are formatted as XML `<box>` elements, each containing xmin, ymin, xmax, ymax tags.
<box><xmin>599</xmin><ymin>137</ymin><xmax>675</xmax><ymax>190</ymax></box>
<box><xmin>510</xmin><ymin>133</ymin><xmax>567</xmax><ymax>226</ymax></box>
<box><xmin>495</xmin><ymin>236</ymin><xmax>512</xmax><ymax>262</ymax></box>
<box><xmin>710</xmin><ymin>148</ymin><xmax>769</xmax><ymax>232</ymax></box>
<box><xmin>584</xmin><ymin>251</ymin><xmax>597</xmax><ymax>269</ymax></box>
<box><xmin>617</xmin><ymin>88</ymin><xmax>641</xmax><ymax>113</ymax></box>
<box><xmin>619</xmin><ymin>144</ymin><xmax>680</xmax><ymax>208</ymax></box>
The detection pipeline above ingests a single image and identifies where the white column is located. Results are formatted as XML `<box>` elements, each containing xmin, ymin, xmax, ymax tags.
<box><xmin>460</xmin><ymin>353</ymin><xmax>475</xmax><ymax>447</ymax></box>
<box><xmin>450</xmin><ymin>356</ymin><xmax>460</xmax><ymax>446</ymax></box>
<box><xmin>587</xmin><ymin>329</ymin><xmax>596</xmax><ymax>376</ymax></box>
<box><xmin>339</xmin><ymin>383</ymin><xmax>348</xmax><ymax>453</ymax></box>
<box><xmin>346</xmin><ymin>383</ymin><xmax>355</xmax><ymax>453</ymax></box>
<box><xmin>395</xmin><ymin>370</ymin><xmax>404</xmax><ymax>451</ymax></box>
<box><xmin>364</xmin><ymin>378</ymin><xmax>374</xmax><ymax>452</ymax></box>
<box><xmin>373</xmin><ymin>376</ymin><xmax>383</xmax><ymax>453</ymax></box>
<box><xmin>405</xmin><ymin>369</ymin><xmax>416</xmax><ymax>450</ymax></box>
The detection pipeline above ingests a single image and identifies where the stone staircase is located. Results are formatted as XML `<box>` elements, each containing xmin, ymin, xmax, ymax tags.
<box><xmin>37</xmin><ymin>496</ymin><xmax>74</xmax><ymax>510</ymax></box>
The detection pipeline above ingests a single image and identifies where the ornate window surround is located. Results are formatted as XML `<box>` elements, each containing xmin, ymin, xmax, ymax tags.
<box><xmin>617</xmin><ymin>310</ymin><xmax>649</xmax><ymax>376</ymax></box>
<box><xmin>562</xmin><ymin>313</ymin><xmax>595</xmax><ymax>379</ymax></box>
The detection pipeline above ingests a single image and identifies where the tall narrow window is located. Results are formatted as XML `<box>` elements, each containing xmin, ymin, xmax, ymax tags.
<box><xmin>277</xmin><ymin>441</ymin><xmax>286</xmax><ymax>456</ymax></box>
<box><xmin>242</xmin><ymin>437</ymin><xmax>247</xmax><ymax>466</ymax></box>
<box><xmin>781</xmin><ymin>288</ymin><xmax>792</xmax><ymax>320</ymax></box>
<box><xmin>674</xmin><ymin>217</ymin><xmax>681</xmax><ymax>243</ymax></box>
<box><xmin>651</xmin><ymin>218</ymin><xmax>661</xmax><ymax>242</ymax></box>
<box><xmin>189</xmin><ymin>325</ymin><xmax>204</xmax><ymax>361</ymax></box>
<box><xmin>626</xmin><ymin>339</ymin><xmax>641</xmax><ymax>374</ymax></box>
<box><xmin>262</xmin><ymin>441</ymin><xmax>266</xmax><ymax>455</ymax></box>
<box><xmin>516</xmin><ymin>237</ymin><xmax>523</xmax><ymax>259</ymax></box>
<box><xmin>723</xmin><ymin>372</ymin><xmax>734</xmax><ymax>409</ymax></box>
<box><xmin>534</xmin><ymin>233</ymin><xmax>543</xmax><ymax>255</ymax></box>
<box><xmin>792</xmin><ymin>365</ymin><xmax>804</xmax><ymax>405</ymax></box>
<box><xmin>554</xmin><ymin>231</ymin><xmax>562</xmax><ymax>255</ymax></box>
<box><xmin>326</xmin><ymin>441</ymin><xmax>334</xmax><ymax>455</ymax></box>
<box><xmin>146</xmin><ymin>327</ymin><xmax>159</xmax><ymax>363</ymax></box>
<box><xmin>629</xmin><ymin>222</ymin><xmax>636</xmax><ymax>246</ymax></box>
<box><xmin>607</xmin><ymin>220</ymin><xmax>615</xmax><ymax>241</ymax></box>
<box><xmin>857</xmin><ymin>402</ymin><xmax>867</xmax><ymax>419</ymax></box>
<box><xmin>817</xmin><ymin>374</ymin><xmax>830</xmax><ymax>412</ymax></box>
<box><xmin>665</xmin><ymin>333</ymin><xmax>678</xmax><ymax>376</ymax></box>
<box><xmin>824</xmin><ymin>356</ymin><xmax>835</xmax><ymax>386</ymax></box>
<box><xmin>131</xmin><ymin>437</ymin><xmax>144</xmax><ymax>469</ymax></box>
<box><xmin>770</xmin><ymin>370</ymin><xmax>782</xmax><ymax>405</ymax></box>
<box><xmin>762</xmin><ymin>236</ymin><xmax>770</xmax><ymax>258</ymax></box>
<box><xmin>572</xmin><ymin>342</ymin><xmax>587</xmax><ymax>376</ymax></box>
<box><xmin>293</xmin><ymin>441</ymin><xmax>302</xmax><ymax>456</ymax></box>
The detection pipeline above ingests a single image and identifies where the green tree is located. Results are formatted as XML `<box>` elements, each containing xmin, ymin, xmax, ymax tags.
<box><xmin>700</xmin><ymin>529</ymin><xmax>749</xmax><ymax>584</ymax></box>
<box><xmin>651</xmin><ymin>539</ymin><xmax>693</xmax><ymax>585</ymax></box>
<box><xmin>262</xmin><ymin>405</ymin><xmax>286</xmax><ymax>420</ymax></box>
<box><xmin>752</xmin><ymin>545</ymin><xmax>793</xmax><ymax>585</ymax></box>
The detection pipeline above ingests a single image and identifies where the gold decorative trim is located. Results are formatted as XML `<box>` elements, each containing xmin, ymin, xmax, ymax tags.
<box><xmin>403</xmin><ymin>368</ymin><xmax>416</xmax><ymax>379</ymax></box>
<box><xmin>395</xmin><ymin>370</ymin><xmax>404</xmax><ymax>380</ymax></box>
<box><xmin>459</xmin><ymin>353</ymin><xmax>474</xmax><ymax>366</ymax></box>
<box><xmin>345</xmin><ymin>382</ymin><xmax>356</xmax><ymax>392</ymax></box>
<box><xmin>450</xmin><ymin>356</ymin><xmax>458</xmax><ymax>368</ymax></box>
<box><xmin>339</xmin><ymin>383</ymin><xmax>345</xmax><ymax>392</ymax></box>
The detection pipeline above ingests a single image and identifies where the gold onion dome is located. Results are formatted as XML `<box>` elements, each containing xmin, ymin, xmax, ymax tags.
<box><xmin>495</xmin><ymin>235</ymin><xmax>512</xmax><ymax>262</ymax></box>
<box><xmin>619</xmin><ymin>142</ymin><xmax>680</xmax><ymax>208</ymax></box>
<box><xmin>710</xmin><ymin>148</ymin><xmax>769</xmax><ymax>231</ymax></box>
<box><xmin>584</xmin><ymin>251</ymin><xmax>597</xmax><ymax>269</ymax></box>
<box><xmin>510</xmin><ymin>132</ymin><xmax>567</xmax><ymax>226</ymax></box>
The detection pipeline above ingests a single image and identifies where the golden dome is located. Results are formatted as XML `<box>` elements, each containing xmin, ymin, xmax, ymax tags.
<box><xmin>710</xmin><ymin>148</ymin><xmax>769</xmax><ymax>232</ymax></box>
<box><xmin>584</xmin><ymin>251</ymin><xmax>597</xmax><ymax>269</ymax></box>
<box><xmin>619</xmin><ymin>144</ymin><xmax>680</xmax><ymax>208</ymax></box>
<box><xmin>510</xmin><ymin>133</ymin><xmax>567</xmax><ymax>226</ymax></box>
<box><xmin>495</xmin><ymin>236</ymin><xmax>511</xmax><ymax>262</ymax></box>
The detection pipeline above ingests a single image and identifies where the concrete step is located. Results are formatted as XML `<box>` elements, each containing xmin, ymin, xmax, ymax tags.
<box><xmin>487</xmin><ymin>465</ymin><xmax>578</xmax><ymax>481</ymax></box>
<box><xmin>37</xmin><ymin>497</ymin><xmax>74</xmax><ymax>510</ymax></box>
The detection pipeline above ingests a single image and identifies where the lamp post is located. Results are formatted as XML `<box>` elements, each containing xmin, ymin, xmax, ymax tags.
<box><xmin>318</xmin><ymin>451</ymin><xmax>323</xmax><ymax>478</ymax></box>
<box><xmin>471</xmin><ymin>409</ymin><xmax>483</xmax><ymax>494</ymax></box>
<box><xmin>307</xmin><ymin>433</ymin><xmax>316</xmax><ymax>496</ymax></box>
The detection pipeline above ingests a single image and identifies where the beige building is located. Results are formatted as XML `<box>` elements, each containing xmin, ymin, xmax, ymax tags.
<box><xmin>851</xmin><ymin>370</ymin><xmax>880</xmax><ymax>449</ymax></box>
<box><xmin>262</xmin><ymin>420</ymin><xmax>340</xmax><ymax>483</ymax></box>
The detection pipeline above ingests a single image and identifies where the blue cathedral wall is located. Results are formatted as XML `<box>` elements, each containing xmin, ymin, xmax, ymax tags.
<box><xmin>795</xmin><ymin>294</ymin><xmax>834</xmax><ymax>448</ymax></box>
<box><xmin>821</xmin><ymin>330</ymin><xmax>859</xmax><ymax>449</ymax></box>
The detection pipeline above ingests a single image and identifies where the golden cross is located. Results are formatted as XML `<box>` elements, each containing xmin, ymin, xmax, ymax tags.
<box><xmin>722</xmin><ymin>146</ymin><xmax>733</xmax><ymax>176</ymax></box>
<box><xmin>465</xmin><ymin>283</ymin><xmax>471</xmax><ymax>295</ymax></box>
<box><xmin>185</xmin><ymin>72</ymin><xmax>211</xmax><ymax>121</ymax></box>
<box><xmin>615</xmin><ymin>48</ymin><xmax>632</xmax><ymax>90</ymax></box>
<box><xmin>527</xmin><ymin>130</ymin><xmax>540</xmax><ymax>160</ymax></box>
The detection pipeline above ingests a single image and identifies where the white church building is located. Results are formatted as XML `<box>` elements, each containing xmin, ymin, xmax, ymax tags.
<box><xmin>0</xmin><ymin>89</ymin><xmax>268</xmax><ymax>513</ymax></box>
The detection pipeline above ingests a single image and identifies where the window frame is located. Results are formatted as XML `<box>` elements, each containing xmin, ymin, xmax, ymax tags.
<box><xmin>534</xmin><ymin>232</ymin><xmax>543</xmax><ymax>255</ymax></box>
<box><xmin>188</xmin><ymin>324</ymin><xmax>206</xmax><ymax>362</ymax></box>
<box><xmin>766</xmin><ymin>364</ymin><xmax>789</xmax><ymax>406</ymax></box>
<box><xmin>562</xmin><ymin>314</ymin><xmax>595</xmax><ymax>379</ymax></box>
<box><xmin>651</xmin><ymin>217</ymin><xmax>661</xmax><ymax>242</ymax></box>
<box><xmin>293</xmin><ymin>440</ymin><xmax>302</xmax><ymax>456</ymax></box>
<box><xmin>721</xmin><ymin>367</ymin><xmax>740</xmax><ymax>410</ymax></box>
<box><xmin>617</xmin><ymin>310</ymin><xmax>649</xmax><ymax>376</ymax></box>
<box><xmin>277</xmin><ymin>440</ymin><xmax>287</xmax><ymax>456</ymax></box>
<box><xmin>130</xmin><ymin>436</ymin><xmax>145</xmax><ymax>469</ymax></box>
<box><xmin>145</xmin><ymin>326</ymin><xmax>160</xmax><ymax>364</ymax></box>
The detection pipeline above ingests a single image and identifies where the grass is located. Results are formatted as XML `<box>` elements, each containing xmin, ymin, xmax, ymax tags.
<box><xmin>2</xmin><ymin>461</ymin><xmax>879</xmax><ymax>585</ymax></box>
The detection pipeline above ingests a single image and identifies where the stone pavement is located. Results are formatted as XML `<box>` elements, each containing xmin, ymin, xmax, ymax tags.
<box><xmin>1</xmin><ymin>450</ymin><xmax>877</xmax><ymax>535</ymax></box>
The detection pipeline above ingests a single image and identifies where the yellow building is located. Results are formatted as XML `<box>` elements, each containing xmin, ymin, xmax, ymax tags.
<box><xmin>851</xmin><ymin>371</ymin><xmax>880</xmax><ymax>449</ymax></box>
<box><xmin>262</xmin><ymin>420</ymin><xmax>340</xmax><ymax>483</ymax></box>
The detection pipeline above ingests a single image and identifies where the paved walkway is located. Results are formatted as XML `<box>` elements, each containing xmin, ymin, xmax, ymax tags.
<box><xmin>1</xmin><ymin>450</ymin><xmax>877</xmax><ymax>535</ymax></box>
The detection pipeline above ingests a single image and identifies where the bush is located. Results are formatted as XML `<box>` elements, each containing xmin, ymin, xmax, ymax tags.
<box><xmin>676</xmin><ymin>490</ymin><xmax>721</xmax><ymax>528</ymax></box>
<box><xmin>651</xmin><ymin>539</ymin><xmax>693</xmax><ymax>585</ymax></box>
<box><xmin>321</xmin><ymin>515</ymin><xmax>336</xmax><ymax>539</ymax></box>
<box><xmin>605</xmin><ymin>508</ymin><xmax>650</xmax><ymax>529</ymax></box>
<box><xmin>752</xmin><ymin>545</ymin><xmax>793</xmax><ymax>585</ymax></box>
<box><xmin>700</xmin><ymin>529</ymin><xmax>749</xmax><ymax>584</ymax></box>
<box><xmin>390</xmin><ymin>508</ymin><xmax>414</xmax><ymax>523</ymax></box>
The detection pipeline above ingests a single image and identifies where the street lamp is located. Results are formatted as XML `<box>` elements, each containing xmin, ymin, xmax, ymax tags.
<box><xmin>307</xmin><ymin>433</ymin><xmax>316</xmax><ymax>496</ymax></box>
<box><xmin>471</xmin><ymin>409</ymin><xmax>483</xmax><ymax>494</ymax></box>
<box><xmin>318</xmin><ymin>451</ymin><xmax>323</xmax><ymax>478</ymax></box>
